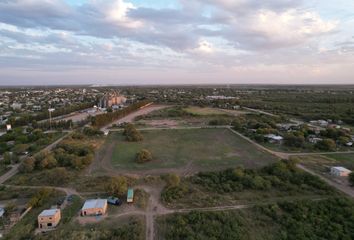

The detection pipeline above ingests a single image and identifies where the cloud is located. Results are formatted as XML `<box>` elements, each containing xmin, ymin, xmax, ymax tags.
<box><xmin>0</xmin><ymin>0</ymin><xmax>352</xmax><ymax>85</ymax></box>
<box><xmin>221</xmin><ymin>9</ymin><xmax>338</xmax><ymax>50</ymax></box>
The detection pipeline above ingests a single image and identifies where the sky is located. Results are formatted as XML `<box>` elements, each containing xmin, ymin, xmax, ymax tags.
<box><xmin>0</xmin><ymin>0</ymin><xmax>354</xmax><ymax>85</ymax></box>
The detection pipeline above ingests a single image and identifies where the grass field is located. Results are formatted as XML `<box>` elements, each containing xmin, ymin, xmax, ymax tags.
<box><xmin>103</xmin><ymin>128</ymin><xmax>278</xmax><ymax>172</ymax></box>
<box><xmin>184</xmin><ymin>106</ymin><xmax>230</xmax><ymax>115</ymax></box>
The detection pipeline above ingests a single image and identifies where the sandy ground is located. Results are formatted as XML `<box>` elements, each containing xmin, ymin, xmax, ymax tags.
<box><xmin>100</xmin><ymin>105</ymin><xmax>169</xmax><ymax>131</ymax></box>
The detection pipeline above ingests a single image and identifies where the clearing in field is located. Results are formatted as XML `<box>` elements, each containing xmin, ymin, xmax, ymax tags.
<box><xmin>184</xmin><ymin>106</ymin><xmax>247</xmax><ymax>116</ymax></box>
<box><xmin>95</xmin><ymin>128</ymin><xmax>278</xmax><ymax>175</ymax></box>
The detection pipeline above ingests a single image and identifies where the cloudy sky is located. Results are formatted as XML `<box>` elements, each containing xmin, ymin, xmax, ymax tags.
<box><xmin>0</xmin><ymin>0</ymin><xmax>353</xmax><ymax>85</ymax></box>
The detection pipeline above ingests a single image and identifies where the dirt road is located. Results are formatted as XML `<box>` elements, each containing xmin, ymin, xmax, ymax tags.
<box><xmin>101</xmin><ymin>105</ymin><xmax>169</xmax><ymax>131</ymax></box>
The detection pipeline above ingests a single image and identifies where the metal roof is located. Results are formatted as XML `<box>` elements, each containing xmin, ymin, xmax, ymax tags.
<box><xmin>82</xmin><ymin>199</ymin><xmax>107</xmax><ymax>210</ymax></box>
<box><xmin>127</xmin><ymin>189</ymin><xmax>134</xmax><ymax>199</ymax></box>
<box><xmin>332</xmin><ymin>166</ymin><xmax>351</xmax><ymax>172</ymax></box>
<box><xmin>39</xmin><ymin>209</ymin><xmax>59</xmax><ymax>217</ymax></box>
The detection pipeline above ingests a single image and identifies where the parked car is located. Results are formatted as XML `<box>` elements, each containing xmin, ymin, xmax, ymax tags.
<box><xmin>107</xmin><ymin>196</ymin><xmax>122</xmax><ymax>206</ymax></box>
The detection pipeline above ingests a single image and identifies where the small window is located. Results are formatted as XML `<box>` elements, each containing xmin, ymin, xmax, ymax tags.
<box><xmin>47</xmin><ymin>223</ymin><xmax>52</xmax><ymax>227</ymax></box>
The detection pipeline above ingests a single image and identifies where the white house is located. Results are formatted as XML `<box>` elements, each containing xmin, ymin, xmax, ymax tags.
<box><xmin>264</xmin><ymin>134</ymin><xmax>283</xmax><ymax>143</ymax></box>
<box><xmin>330</xmin><ymin>167</ymin><xmax>352</xmax><ymax>177</ymax></box>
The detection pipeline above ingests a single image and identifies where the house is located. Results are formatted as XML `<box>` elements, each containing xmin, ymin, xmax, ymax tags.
<box><xmin>330</xmin><ymin>167</ymin><xmax>352</xmax><ymax>177</ymax></box>
<box><xmin>127</xmin><ymin>188</ymin><xmax>134</xmax><ymax>203</ymax></box>
<box><xmin>308</xmin><ymin>136</ymin><xmax>323</xmax><ymax>144</ymax></box>
<box><xmin>81</xmin><ymin>199</ymin><xmax>107</xmax><ymax>216</ymax></box>
<box><xmin>32</xmin><ymin>105</ymin><xmax>42</xmax><ymax>111</ymax></box>
<box><xmin>276</xmin><ymin>123</ymin><xmax>300</xmax><ymax>131</ymax></box>
<box><xmin>11</xmin><ymin>103</ymin><xmax>22</xmax><ymax>110</ymax></box>
<box><xmin>264</xmin><ymin>134</ymin><xmax>283</xmax><ymax>144</ymax></box>
<box><xmin>38</xmin><ymin>209</ymin><xmax>61</xmax><ymax>230</ymax></box>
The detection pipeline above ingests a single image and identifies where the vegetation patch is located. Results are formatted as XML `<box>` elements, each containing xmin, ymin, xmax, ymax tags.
<box><xmin>162</xmin><ymin>161</ymin><xmax>334</xmax><ymax>208</ymax></box>
<box><xmin>157</xmin><ymin>198</ymin><xmax>354</xmax><ymax>240</ymax></box>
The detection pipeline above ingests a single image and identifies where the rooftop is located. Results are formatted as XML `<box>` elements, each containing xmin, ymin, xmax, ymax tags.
<box><xmin>332</xmin><ymin>166</ymin><xmax>352</xmax><ymax>172</ymax></box>
<box><xmin>39</xmin><ymin>209</ymin><xmax>59</xmax><ymax>217</ymax></box>
<box><xmin>82</xmin><ymin>199</ymin><xmax>107</xmax><ymax>210</ymax></box>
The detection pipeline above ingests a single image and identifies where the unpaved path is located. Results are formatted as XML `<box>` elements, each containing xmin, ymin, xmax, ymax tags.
<box><xmin>100</xmin><ymin>104</ymin><xmax>169</xmax><ymax>131</ymax></box>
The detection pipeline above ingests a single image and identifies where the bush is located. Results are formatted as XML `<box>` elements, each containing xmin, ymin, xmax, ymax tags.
<box><xmin>136</xmin><ymin>149</ymin><xmax>153</xmax><ymax>164</ymax></box>
<box><xmin>165</xmin><ymin>174</ymin><xmax>180</xmax><ymax>187</ymax></box>
<box><xmin>124</xmin><ymin>124</ymin><xmax>143</xmax><ymax>142</ymax></box>
<box><xmin>315</xmin><ymin>139</ymin><xmax>336</xmax><ymax>151</ymax></box>
<box><xmin>19</xmin><ymin>157</ymin><xmax>35</xmax><ymax>173</ymax></box>
<box><xmin>105</xmin><ymin>176</ymin><xmax>128</xmax><ymax>197</ymax></box>
<box><xmin>349</xmin><ymin>172</ymin><xmax>354</xmax><ymax>186</ymax></box>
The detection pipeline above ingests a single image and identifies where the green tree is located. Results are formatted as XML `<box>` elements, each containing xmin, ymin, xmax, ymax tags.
<box><xmin>19</xmin><ymin>157</ymin><xmax>35</xmax><ymax>173</ymax></box>
<box><xmin>165</xmin><ymin>173</ymin><xmax>180</xmax><ymax>187</ymax></box>
<box><xmin>105</xmin><ymin>176</ymin><xmax>128</xmax><ymax>196</ymax></box>
<box><xmin>315</xmin><ymin>139</ymin><xmax>336</xmax><ymax>151</ymax></box>
<box><xmin>136</xmin><ymin>149</ymin><xmax>153</xmax><ymax>164</ymax></box>
<box><xmin>3</xmin><ymin>152</ymin><xmax>12</xmax><ymax>165</ymax></box>
<box><xmin>124</xmin><ymin>124</ymin><xmax>143</xmax><ymax>142</ymax></box>
<box><xmin>349</xmin><ymin>172</ymin><xmax>354</xmax><ymax>186</ymax></box>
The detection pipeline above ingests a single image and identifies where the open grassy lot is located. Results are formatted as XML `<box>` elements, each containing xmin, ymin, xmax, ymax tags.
<box><xmin>103</xmin><ymin>128</ymin><xmax>278</xmax><ymax>172</ymax></box>
<box><xmin>184</xmin><ymin>106</ymin><xmax>227</xmax><ymax>115</ymax></box>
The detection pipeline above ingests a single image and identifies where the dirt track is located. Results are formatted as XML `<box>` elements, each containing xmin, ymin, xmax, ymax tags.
<box><xmin>100</xmin><ymin>105</ymin><xmax>169</xmax><ymax>131</ymax></box>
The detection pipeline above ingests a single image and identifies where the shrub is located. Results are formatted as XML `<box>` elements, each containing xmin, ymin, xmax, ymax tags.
<box><xmin>136</xmin><ymin>149</ymin><xmax>153</xmax><ymax>164</ymax></box>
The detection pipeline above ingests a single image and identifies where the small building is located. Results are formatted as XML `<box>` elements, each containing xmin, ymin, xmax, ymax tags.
<box><xmin>81</xmin><ymin>199</ymin><xmax>107</xmax><ymax>216</ymax></box>
<box><xmin>330</xmin><ymin>167</ymin><xmax>352</xmax><ymax>177</ymax></box>
<box><xmin>264</xmin><ymin>134</ymin><xmax>283</xmax><ymax>144</ymax></box>
<box><xmin>38</xmin><ymin>209</ymin><xmax>61</xmax><ymax>229</ymax></box>
<box><xmin>11</xmin><ymin>103</ymin><xmax>22</xmax><ymax>110</ymax></box>
<box><xmin>127</xmin><ymin>188</ymin><xmax>134</xmax><ymax>203</ymax></box>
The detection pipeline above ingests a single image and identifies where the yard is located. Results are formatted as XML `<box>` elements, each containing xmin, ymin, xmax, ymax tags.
<box><xmin>97</xmin><ymin>128</ymin><xmax>278</xmax><ymax>174</ymax></box>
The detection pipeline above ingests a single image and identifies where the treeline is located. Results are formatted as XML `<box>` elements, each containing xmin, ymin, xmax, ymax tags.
<box><xmin>32</xmin><ymin>118</ymin><xmax>89</xmax><ymax>130</ymax></box>
<box><xmin>91</xmin><ymin>100</ymin><xmax>152</xmax><ymax>128</ymax></box>
<box><xmin>240</xmin><ymin>93</ymin><xmax>354</xmax><ymax>124</ymax></box>
<box><xmin>258</xmin><ymin>198</ymin><xmax>354</xmax><ymax>240</ymax></box>
<box><xmin>159</xmin><ymin>197</ymin><xmax>354</xmax><ymax>240</ymax></box>
<box><xmin>7</xmin><ymin>102</ymin><xmax>94</xmax><ymax>127</ymax></box>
